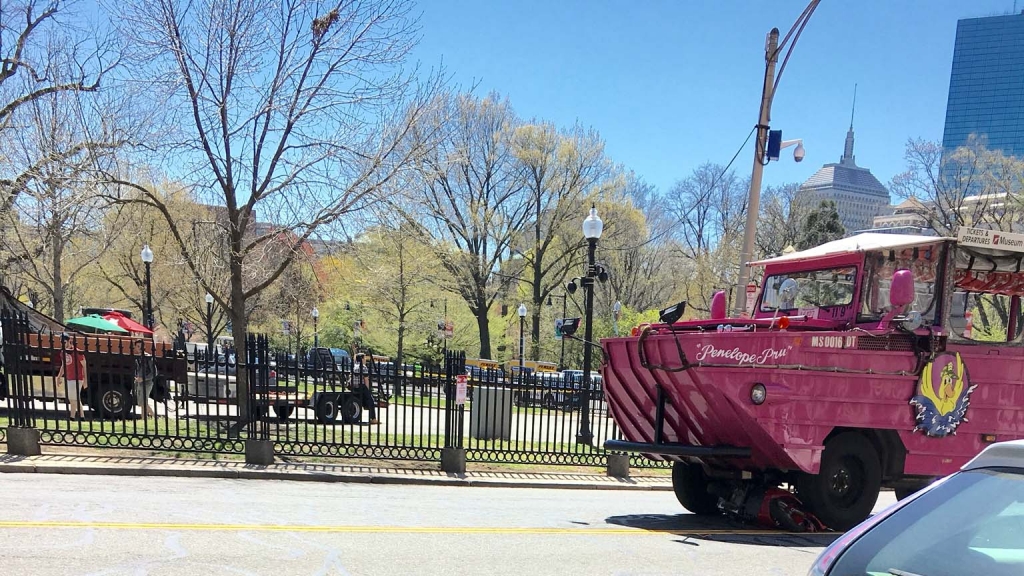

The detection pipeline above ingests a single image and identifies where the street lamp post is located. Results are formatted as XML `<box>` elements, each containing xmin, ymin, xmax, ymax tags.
<box><xmin>578</xmin><ymin>206</ymin><xmax>604</xmax><ymax>446</ymax></box>
<box><xmin>517</xmin><ymin>303</ymin><xmax>527</xmax><ymax>372</ymax></box>
<box><xmin>613</xmin><ymin>300</ymin><xmax>622</xmax><ymax>337</ymax></box>
<box><xmin>733</xmin><ymin>0</ymin><xmax>822</xmax><ymax>315</ymax></box>
<box><xmin>140</xmin><ymin>245</ymin><xmax>154</xmax><ymax>329</ymax></box>
<box><xmin>547</xmin><ymin>293</ymin><xmax>568</xmax><ymax>370</ymax></box>
<box><xmin>312</xmin><ymin>306</ymin><xmax>320</xmax><ymax>348</ymax></box>
<box><xmin>205</xmin><ymin>293</ymin><xmax>214</xmax><ymax>356</ymax></box>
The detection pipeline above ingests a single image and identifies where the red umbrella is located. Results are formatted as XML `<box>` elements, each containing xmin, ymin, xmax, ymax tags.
<box><xmin>103</xmin><ymin>311</ymin><xmax>154</xmax><ymax>335</ymax></box>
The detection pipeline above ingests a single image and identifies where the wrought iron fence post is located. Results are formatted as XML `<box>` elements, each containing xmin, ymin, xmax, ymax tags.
<box><xmin>441</xmin><ymin>350</ymin><xmax>465</xmax><ymax>473</ymax></box>
<box><xmin>3</xmin><ymin>310</ymin><xmax>40</xmax><ymax>455</ymax></box>
<box><xmin>244</xmin><ymin>334</ymin><xmax>274</xmax><ymax>465</ymax></box>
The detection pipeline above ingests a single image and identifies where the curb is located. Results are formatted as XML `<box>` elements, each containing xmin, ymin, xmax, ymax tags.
<box><xmin>0</xmin><ymin>462</ymin><xmax>672</xmax><ymax>492</ymax></box>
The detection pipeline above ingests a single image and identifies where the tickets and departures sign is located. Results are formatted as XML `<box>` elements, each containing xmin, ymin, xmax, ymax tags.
<box><xmin>455</xmin><ymin>374</ymin><xmax>468</xmax><ymax>405</ymax></box>
<box><xmin>958</xmin><ymin>227</ymin><xmax>1024</xmax><ymax>253</ymax></box>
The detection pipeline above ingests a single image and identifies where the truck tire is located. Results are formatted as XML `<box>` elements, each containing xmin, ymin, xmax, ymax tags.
<box><xmin>91</xmin><ymin>385</ymin><xmax>131</xmax><ymax>420</ymax></box>
<box><xmin>273</xmin><ymin>404</ymin><xmax>293</xmax><ymax>422</ymax></box>
<box><xmin>340</xmin><ymin>396</ymin><xmax>362</xmax><ymax>424</ymax></box>
<box><xmin>672</xmin><ymin>462</ymin><xmax>720</xmax><ymax>516</ymax></box>
<box><xmin>894</xmin><ymin>481</ymin><xmax>931</xmax><ymax>501</ymax></box>
<box><xmin>543</xmin><ymin>393</ymin><xmax>556</xmax><ymax>409</ymax></box>
<box><xmin>315</xmin><ymin>398</ymin><xmax>338</xmax><ymax>424</ymax></box>
<box><xmin>893</xmin><ymin>487</ymin><xmax>915</xmax><ymax>501</ymax></box>
<box><xmin>797</xmin><ymin>432</ymin><xmax>881</xmax><ymax>531</ymax></box>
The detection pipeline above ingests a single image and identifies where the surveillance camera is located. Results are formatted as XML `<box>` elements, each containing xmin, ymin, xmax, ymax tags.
<box><xmin>793</xmin><ymin>143</ymin><xmax>805</xmax><ymax>163</ymax></box>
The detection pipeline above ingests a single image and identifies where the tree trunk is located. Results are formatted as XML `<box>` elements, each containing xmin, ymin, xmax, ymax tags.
<box><xmin>530</xmin><ymin>307</ymin><xmax>541</xmax><ymax>362</ymax></box>
<box><xmin>51</xmin><ymin>237</ymin><xmax>65</xmax><ymax>323</ymax></box>
<box><xmin>230</xmin><ymin>255</ymin><xmax>249</xmax><ymax>418</ymax></box>
<box><xmin>475</xmin><ymin>304</ymin><xmax>491</xmax><ymax>359</ymax></box>
<box><xmin>396</xmin><ymin>312</ymin><xmax>406</xmax><ymax>397</ymax></box>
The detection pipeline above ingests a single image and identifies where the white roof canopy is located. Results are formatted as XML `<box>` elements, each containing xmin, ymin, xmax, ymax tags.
<box><xmin>750</xmin><ymin>233</ymin><xmax>952</xmax><ymax>266</ymax></box>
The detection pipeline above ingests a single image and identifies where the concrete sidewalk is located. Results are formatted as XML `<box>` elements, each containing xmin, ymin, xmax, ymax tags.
<box><xmin>0</xmin><ymin>454</ymin><xmax>672</xmax><ymax>491</ymax></box>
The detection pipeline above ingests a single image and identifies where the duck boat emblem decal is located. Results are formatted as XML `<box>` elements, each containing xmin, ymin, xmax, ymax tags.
<box><xmin>910</xmin><ymin>352</ymin><xmax>976</xmax><ymax>437</ymax></box>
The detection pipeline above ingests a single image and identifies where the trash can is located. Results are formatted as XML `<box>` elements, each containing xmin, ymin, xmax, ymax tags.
<box><xmin>469</xmin><ymin>386</ymin><xmax>512</xmax><ymax>440</ymax></box>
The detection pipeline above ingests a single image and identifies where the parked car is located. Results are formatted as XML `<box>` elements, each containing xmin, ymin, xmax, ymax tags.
<box><xmin>186</xmin><ymin>355</ymin><xmax>280</xmax><ymax>401</ymax></box>
<box><xmin>560</xmin><ymin>370</ymin><xmax>604</xmax><ymax>400</ymax></box>
<box><xmin>304</xmin><ymin>347</ymin><xmax>350</xmax><ymax>372</ymax></box>
<box><xmin>809</xmin><ymin>439</ymin><xmax>1024</xmax><ymax>576</ymax></box>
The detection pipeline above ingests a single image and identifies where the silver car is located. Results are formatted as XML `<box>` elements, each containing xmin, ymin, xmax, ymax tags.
<box><xmin>809</xmin><ymin>439</ymin><xmax>1024</xmax><ymax>576</ymax></box>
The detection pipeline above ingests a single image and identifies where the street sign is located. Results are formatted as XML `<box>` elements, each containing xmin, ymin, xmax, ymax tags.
<box><xmin>554</xmin><ymin>318</ymin><xmax>564</xmax><ymax>341</ymax></box>
<box><xmin>455</xmin><ymin>374</ymin><xmax>468</xmax><ymax>405</ymax></box>
<box><xmin>958</xmin><ymin>226</ymin><xmax>1024</xmax><ymax>253</ymax></box>
<box><xmin>437</xmin><ymin>320</ymin><xmax>455</xmax><ymax>340</ymax></box>
<box><xmin>282</xmin><ymin>320</ymin><xmax>291</xmax><ymax>335</ymax></box>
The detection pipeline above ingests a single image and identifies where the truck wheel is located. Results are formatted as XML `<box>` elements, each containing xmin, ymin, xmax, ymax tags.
<box><xmin>340</xmin><ymin>396</ymin><xmax>362</xmax><ymax>424</ymax></box>
<box><xmin>672</xmin><ymin>462</ymin><xmax>720</xmax><ymax>516</ymax></box>
<box><xmin>315</xmin><ymin>398</ymin><xmax>338</xmax><ymax>424</ymax></box>
<box><xmin>797</xmin><ymin>433</ymin><xmax>881</xmax><ymax>531</ymax></box>
<box><xmin>543</xmin><ymin>393</ymin><xmax>556</xmax><ymax>409</ymax></box>
<box><xmin>92</xmin><ymin>385</ymin><xmax>131</xmax><ymax>420</ymax></box>
<box><xmin>894</xmin><ymin>481</ymin><xmax>931</xmax><ymax>501</ymax></box>
<box><xmin>251</xmin><ymin>405</ymin><xmax>266</xmax><ymax>420</ymax></box>
<box><xmin>273</xmin><ymin>404</ymin><xmax>293</xmax><ymax>422</ymax></box>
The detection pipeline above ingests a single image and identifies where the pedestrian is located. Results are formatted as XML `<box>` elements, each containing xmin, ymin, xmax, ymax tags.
<box><xmin>133</xmin><ymin>340</ymin><xmax>157</xmax><ymax>418</ymax></box>
<box><xmin>56</xmin><ymin>334</ymin><xmax>87</xmax><ymax>420</ymax></box>
<box><xmin>354</xmin><ymin>355</ymin><xmax>379</xmax><ymax>425</ymax></box>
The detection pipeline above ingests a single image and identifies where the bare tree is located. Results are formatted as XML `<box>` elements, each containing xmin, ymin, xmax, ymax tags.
<box><xmin>0</xmin><ymin>1</ymin><xmax>119</xmax><ymax>216</ymax></box>
<box><xmin>408</xmin><ymin>93</ymin><xmax>529</xmax><ymax>359</ymax></box>
<box><xmin>666</xmin><ymin>163</ymin><xmax>748</xmax><ymax>312</ymax></box>
<box><xmin>755</xmin><ymin>182</ymin><xmax>808</xmax><ymax>259</ymax></box>
<box><xmin>603</xmin><ymin>173</ymin><xmax>676</xmax><ymax>312</ymax></box>
<box><xmin>890</xmin><ymin>136</ymin><xmax>1024</xmax><ymax>235</ymax></box>
<box><xmin>107</xmin><ymin>0</ymin><xmax>441</xmax><ymax>414</ymax></box>
<box><xmin>92</xmin><ymin>187</ymin><xmax>230</xmax><ymax>337</ymax></box>
<box><xmin>352</xmin><ymin>220</ymin><xmax>435</xmax><ymax>375</ymax></box>
<box><xmin>512</xmin><ymin>122</ymin><xmax>609</xmax><ymax>360</ymax></box>
<box><xmin>0</xmin><ymin>50</ymin><xmax>127</xmax><ymax>321</ymax></box>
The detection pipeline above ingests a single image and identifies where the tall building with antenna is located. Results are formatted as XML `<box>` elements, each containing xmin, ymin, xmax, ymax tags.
<box><xmin>798</xmin><ymin>88</ymin><xmax>890</xmax><ymax>234</ymax></box>
<box><xmin>942</xmin><ymin>11</ymin><xmax>1024</xmax><ymax>156</ymax></box>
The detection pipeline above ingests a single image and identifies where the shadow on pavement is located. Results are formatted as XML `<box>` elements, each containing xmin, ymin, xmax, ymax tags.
<box><xmin>605</xmin><ymin>513</ymin><xmax>841</xmax><ymax>548</ymax></box>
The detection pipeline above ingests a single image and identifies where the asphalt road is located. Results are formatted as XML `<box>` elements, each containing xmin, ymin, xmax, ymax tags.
<box><xmin>0</xmin><ymin>474</ymin><xmax>890</xmax><ymax>575</ymax></box>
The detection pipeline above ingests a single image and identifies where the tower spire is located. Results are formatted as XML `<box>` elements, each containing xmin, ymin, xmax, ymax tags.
<box><xmin>842</xmin><ymin>84</ymin><xmax>857</xmax><ymax>166</ymax></box>
<box><xmin>850</xmin><ymin>83</ymin><xmax>857</xmax><ymax>129</ymax></box>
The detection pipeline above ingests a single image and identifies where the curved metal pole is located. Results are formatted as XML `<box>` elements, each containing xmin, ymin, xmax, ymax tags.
<box><xmin>732</xmin><ymin>0</ymin><xmax>824</xmax><ymax>315</ymax></box>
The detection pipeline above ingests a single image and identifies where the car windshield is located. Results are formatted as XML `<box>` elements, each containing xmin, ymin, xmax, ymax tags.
<box><xmin>760</xmin><ymin>266</ymin><xmax>857</xmax><ymax>313</ymax></box>
<box><xmin>831</xmin><ymin>468</ymin><xmax>1024</xmax><ymax>576</ymax></box>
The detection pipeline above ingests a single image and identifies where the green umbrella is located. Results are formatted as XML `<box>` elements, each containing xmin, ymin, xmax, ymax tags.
<box><xmin>66</xmin><ymin>314</ymin><xmax>130</xmax><ymax>334</ymax></box>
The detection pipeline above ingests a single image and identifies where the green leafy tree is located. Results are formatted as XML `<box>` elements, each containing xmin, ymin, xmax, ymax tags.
<box><xmin>796</xmin><ymin>200</ymin><xmax>845</xmax><ymax>250</ymax></box>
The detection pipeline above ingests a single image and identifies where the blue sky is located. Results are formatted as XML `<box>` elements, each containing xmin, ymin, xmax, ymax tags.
<box><xmin>412</xmin><ymin>0</ymin><xmax>1014</xmax><ymax>198</ymax></box>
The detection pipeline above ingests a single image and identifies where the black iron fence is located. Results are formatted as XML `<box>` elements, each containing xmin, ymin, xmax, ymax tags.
<box><xmin>0</xmin><ymin>309</ymin><xmax>663</xmax><ymax>469</ymax></box>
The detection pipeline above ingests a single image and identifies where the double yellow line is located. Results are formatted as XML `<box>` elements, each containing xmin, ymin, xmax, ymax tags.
<box><xmin>0</xmin><ymin>520</ymin><xmax>814</xmax><ymax>536</ymax></box>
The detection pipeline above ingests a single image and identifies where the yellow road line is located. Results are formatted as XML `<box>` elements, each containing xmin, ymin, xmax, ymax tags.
<box><xmin>0</xmin><ymin>520</ymin><xmax>820</xmax><ymax>536</ymax></box>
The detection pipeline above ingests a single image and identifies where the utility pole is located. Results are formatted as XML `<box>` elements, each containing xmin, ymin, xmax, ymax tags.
<box><xmin>733</xmin><ymin>27</ymin><xmax>779</xmax><ymax>316</ymax></box>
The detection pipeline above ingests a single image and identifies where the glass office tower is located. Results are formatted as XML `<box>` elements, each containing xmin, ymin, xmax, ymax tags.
<box><xmin>942</xmin><ymin>13</ymin><xmax>1024</xmax><ymax>156</ymax></box>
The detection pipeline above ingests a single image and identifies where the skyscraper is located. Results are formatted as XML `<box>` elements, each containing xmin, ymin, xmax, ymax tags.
<box><xmin>942</xmin><ymin>13</ymin><xmax>1024</xmax><ymax>156</ymax></box>
<box><xmin>799</xmin><ymin>100</ymin><xmax>890</xmax><ymax>234</ymax></box>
